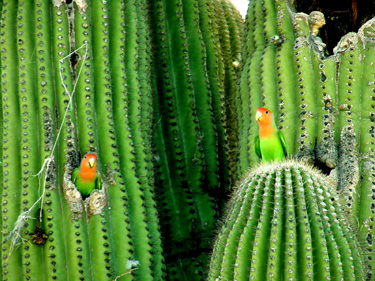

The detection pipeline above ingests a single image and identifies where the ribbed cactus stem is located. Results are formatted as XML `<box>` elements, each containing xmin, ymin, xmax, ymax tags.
<box><xmin>208</xmin><ymin>161</ymin><xmax>365</xmax><ymax>280</ymax></box>
<box><xmin>1</xmin><ymin>1</ymin><xmax>22</xmax><ymax>279</ymax></box>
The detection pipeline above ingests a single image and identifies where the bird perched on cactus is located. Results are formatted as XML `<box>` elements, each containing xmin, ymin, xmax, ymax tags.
<box><xmin>72</xmin><ymin>154</ymin><xmax>101</xmax><ymax>197</ymax></box>
<box><xmin>254</xmin><ymin>107</ymin><xmax>288</xmax><ymax>162</ymax></box>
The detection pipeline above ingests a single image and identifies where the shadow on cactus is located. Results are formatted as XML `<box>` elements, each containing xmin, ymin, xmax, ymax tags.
<box><xmin>208</xmin><ymin>160</ymin><xmax>365</xmax><ymax>280</ymax></box>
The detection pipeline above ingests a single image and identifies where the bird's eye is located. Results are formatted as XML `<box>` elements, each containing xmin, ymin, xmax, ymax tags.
<box><xmin>265</xmin><ymin>111</ymin><xmax>269</xmax><ymax>114</ymax></box>
<box><xmin>84</xmin><ymin>156</ymin><xmax>87</xmax><ymax>159</ymax></box>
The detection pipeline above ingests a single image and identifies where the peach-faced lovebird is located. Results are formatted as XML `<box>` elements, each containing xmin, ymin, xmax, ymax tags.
<box><xmin>72</xmin><ymin>154</ymin><xmax>101</xmax><ymax>197</ymax></box>
<box><xmin>254</xmin><ymin>107</ymin><xmax>288</xmax><ymax>162</ymax></box>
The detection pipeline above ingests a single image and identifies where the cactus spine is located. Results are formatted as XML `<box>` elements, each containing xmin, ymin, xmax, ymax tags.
<box><xmin>208</xmin><ymin>161</ymin><xmax>365</xmax><ymax>280</ymax></box>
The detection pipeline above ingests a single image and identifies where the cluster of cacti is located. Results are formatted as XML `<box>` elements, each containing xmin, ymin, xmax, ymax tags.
<box><xmin>236</xmin><ymin>0</ymin><xmax>375</xmax><ymax>276</ymax></box>
<box><xmin>208</xmin><ymin>161</ymin><xmax>365</xmax><ymax>280</ymax></box>
<box><xmin>0</xmin><ymin>0</ymin><xmax>243</xmax><ymax>280</ymax></box>
<box><xmin>150</xmin><ymin>0</ymin><xmax>243</xmax><ymax>271</ymax></box>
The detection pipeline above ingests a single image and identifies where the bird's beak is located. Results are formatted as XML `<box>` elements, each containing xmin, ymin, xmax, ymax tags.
<box><xmin>88</xmin><ymin>158</ymin><xmax>95</xmax><ymax>168</ymax></box>
<box><xmin>255</xmin><ymin>111</ymin><xmax>262</xmax><ymax>121</ymax></box>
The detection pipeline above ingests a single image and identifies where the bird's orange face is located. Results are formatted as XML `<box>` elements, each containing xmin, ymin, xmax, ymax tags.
<box><xmin>80</xmin><ymin>154</ymin><xmax>97</xmax><ymax>172</ymax></box>
<box><xmin>255</xmin><ymin>107</ymin><xmax>273</xmax><ymax>127</ymax></box>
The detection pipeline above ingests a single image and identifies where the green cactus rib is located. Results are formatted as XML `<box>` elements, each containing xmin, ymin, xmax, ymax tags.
<box><xmin>182</xmin><ymin>0</ymin><xmax>220</xmax><ymax>194</ymax></box>
<box><xmin>259</xmin><ymin>0</ymin><xmax>279</xmax><ymax>116</ymax></box>
<box><xmin>151</xmin><ymin>0</ymin><xmax>197</xmax><ymax>254</ymax></box>
<box><xmin>336</xmin><ymin>33</ymin><xmax>362</xmax><ymax>210</ymax></box>
<box><xmin>312</xmin><ymin>56</ymin><xmax>338</xmax><ymax>168</ymax></box>
<box><xmin>133</xmin><ymin>1</ymin><xmax>165</xmax><ymax>278</ymax></box>
<box><xmin>208</xmin><ymin>161</ymin><xmax>365</xmax><ymax>280</ymax></box>
<box><xmin>197</xmin><ymin>0</ymin><xmax>230</xmax><ymax>197</ymax></box>
<box><xmin>16</xmin><ymin>1</ymin><xmax>45</xmax><ymax>279</ymax></box>
<box><xmin>106</xmin><ymin>1</ymin><xmax>139</xmax><ymax>278</ymax></box>
<box><xmin>282</xmin><ymin>168</ymin><xmax>297</xmax><ymax>280</ymax></box>
<box><xmin>34</xmin><ymin>1</ymin><xmax>69</xmax><ymax>280</ymax></box>
<box><xmin>358</xmin><ymin>38</ymin><xmax>375</xmax><ymax>275</ymax></box>
<box><xmin>221</xmin><ymin>176</ymin><xmax>263</xmax><ymax>279</ymax></box>
<box><xmin>265</xmin><ymin>171</ymin><xmax>284</xmax><ymax>280</ymax></box>
<box><xmin>84</xmin><ymin>1</ymin><xmax>119</xmax><ymax>279</ymax></box>
<box><xmin>92</xmin><ymin>0</ymin><xmax>163</xmax><ymax>279</ymax></box>
<box><xmin>274</xmin><ymin>0</ymin><xmax>297</xmax><ymax>156</ymax></box>
<box><xmin>246</xmin><ymin>50</ymin><xmax>263</xmax><ymax>165</ymax></box>
<box><xmin>292</xmin><ymin>168</ymin><xmax>314</xmax><ymax>279</ymax></box>
<box><xmin>292</xmin><ymin>23</ymin><xmax>318</xmax><ymax>162</ymax></box>
<box><xmin>1</xmin><ymin>1</ymin><xmax>23</xmax><ymax>279</ymax></box>
<box><xmin>214</xmin><ymin>0</ymin><xmax>240</xmax><ymax>178</ymax></box>
<box><xmin>233</xmin><ymin>175</ymin><xmax>268</xmax><ymax>280</ymax></box>
<box><xmin>165</xmin><ymin>0</ymin><xmax>217</xmax><ymax>240</ymax></box>
<box><xmin>236</xmin><ymin>57</ymin><xmax>251</xmax><ymax>174</ymax></box>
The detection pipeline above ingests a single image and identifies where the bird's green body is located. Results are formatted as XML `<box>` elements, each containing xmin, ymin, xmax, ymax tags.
<box><xmin>255</xmin><ymin>107</ymin><xmax>288</xmax><ymax>162</ymax></box>
<box><xmin>254</xmin><ymin>131</ymin><xmax>287</xmax><ymax>162</ymax></box>
<box><xmin>72</xmin><ymin>168</ymin><xmax>101</xmax><ymax>196</ymax></box>
<box><xmin>72</xmin><ymin>154</ymin><xmax>101</xmax><ymax>197</ymax></box>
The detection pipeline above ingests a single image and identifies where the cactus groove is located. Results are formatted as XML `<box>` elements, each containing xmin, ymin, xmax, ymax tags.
<box><xmin>208</xmin><ymin>161</ymin><xmax>365</xmax><ymax>280</ymax></box>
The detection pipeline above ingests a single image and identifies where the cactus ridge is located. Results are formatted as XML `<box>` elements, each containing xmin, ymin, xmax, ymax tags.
<box><xmin>208</xmin><ymin>160</ymin><xmax>365</xmax><ymax>281</ymax></box>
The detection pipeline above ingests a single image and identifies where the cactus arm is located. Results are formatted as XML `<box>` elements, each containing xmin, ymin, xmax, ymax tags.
<box><xmin>1</xmin><ymin>0</ymin><xmax>23</xmax><ymax>279</ymax></box>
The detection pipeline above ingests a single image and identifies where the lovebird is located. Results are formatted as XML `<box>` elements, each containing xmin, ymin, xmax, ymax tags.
<box><xmin>254</xmin><ymin>107</ymin><xmax>288</xmax><ymax>162</ymax></box>
<box><xmin>72</xmin><ymin>154</ymin><xmax>101</xmax><ymax>197</ymax></box>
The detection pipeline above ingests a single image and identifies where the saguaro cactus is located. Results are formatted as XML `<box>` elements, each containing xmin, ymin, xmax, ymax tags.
<box><xmin>208</xmin><ymin>161</ymin><xmax>365</xmax><ymax>280</ymax></box>
<box><xmin>0</xmin><ymin>0</ymin><xmax>243</xmax><ymax>280</ymax></box>
<box><xmin>236</xmin><ymin>0</ymin><xmax>375</xmax><ymax>276</ymax></box>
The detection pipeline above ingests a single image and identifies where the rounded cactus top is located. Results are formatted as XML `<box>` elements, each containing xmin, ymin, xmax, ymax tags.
<box><xmin>208</xmin><ymin>160</ymin><xmax>365</xmax><ymax>281</ymax></box>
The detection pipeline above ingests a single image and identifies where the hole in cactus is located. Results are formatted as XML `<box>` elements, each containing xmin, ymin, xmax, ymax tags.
<box><xmin>314</xmin><ymin>159</ymin><xmax>333</xmax><ymax>176</ymax></box>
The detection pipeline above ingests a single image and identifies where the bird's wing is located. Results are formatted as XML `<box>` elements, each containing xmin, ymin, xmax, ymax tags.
<box><xmin>278</xmin><ymin>130</ymin><xmax>288</xmax><ymax>158</ymax></box>
<box><xmin>96</xmin><ymin>172</ymin><xmax>102</xmax><ymax>190</ymax></box>
<box><xmin>72</xmin><ymin>168</ymin><xmax>79</xmax><ymax>184</ymax></box>
<box><xmin>254</xmin><ymin>135</ymin><xmax>262</xmax><ymax>159</ymax></box>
